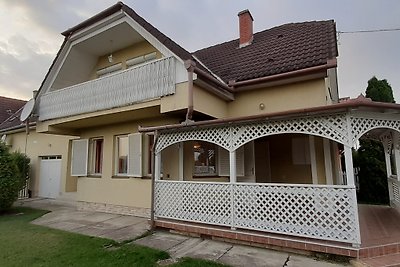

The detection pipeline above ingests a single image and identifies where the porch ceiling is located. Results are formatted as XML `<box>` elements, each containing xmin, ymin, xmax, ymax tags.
<box><xmin>74</xmin><ymin>22</ymin><xmax>144</xmax><ymax>56</ymax></box>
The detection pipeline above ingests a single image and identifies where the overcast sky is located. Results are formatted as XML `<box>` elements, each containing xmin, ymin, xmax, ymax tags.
<box><xmin>1</xmin><ymin>0</ymin><xmax>399</xmax><ymax>102</ymax></box>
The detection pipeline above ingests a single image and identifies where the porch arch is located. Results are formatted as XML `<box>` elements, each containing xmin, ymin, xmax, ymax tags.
<box><xmin>350</xmin><ymin>115</ymin><xmax>400</xmax><ymax>146</ymax></box>
<box><xmin>156</xmin><ymin>113</ymin><xmax>349</xmax><ymax>154</ymax></box>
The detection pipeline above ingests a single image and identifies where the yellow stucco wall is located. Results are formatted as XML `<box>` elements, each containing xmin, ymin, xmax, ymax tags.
<box><xmin>160</xmin><ymin>82</ymin><xmax>188</xmax><ymax>113</ymax></box>
<box><xmin>5</xmin><ymin>130</ymin><xmax>75</xmax><ymax>200</ymax></box>
<box><xmin>76</xmin><ymin>117</ymin><xmax>178</xmax><ymax>209</ymax></box>
<box><xmin>192</xmin><ymin>85</ymin><xmax>228</xmax><ymax>118</ymax></box>
<box><xmin>227</xmin><ymin>79</ymin><xmax>327</xmax><ymax>118</ymax></box>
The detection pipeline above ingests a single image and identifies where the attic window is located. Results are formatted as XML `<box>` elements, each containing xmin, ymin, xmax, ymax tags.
<box><xmin>277</xmin><ymin>34</ymin><xmax>284</xmax><ymax>38</ymax></box>
<box><xmin>126</xmin><ymin>52</ymin><xmax>157</xmax><ymax>68</ymax></box>
<box><xmin>96</xmin><ymin>63</ymin><xmax>122</xmax><ymax>78</ymax></box>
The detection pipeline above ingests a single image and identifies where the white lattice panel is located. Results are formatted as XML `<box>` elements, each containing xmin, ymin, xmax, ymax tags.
<box><xmin>155</xmin><ymin>181</ymin><xmax>232</xmax><ymax>226</ymax></box>
<box><xmin>234</xmin><ymin>184</ymin><xmax>360</xmax><ymax>244</ymax></box>
<box><xmin>230</xmin><ymin>114</ymin><xmax>348</xmax><ymax>150</ymax></box>
<box><xmin>155</xmin><ymin>181</ymin><xmax>361</xmax><ymax>245</ymax></box>
<box><xmin>39</xmin><ymin>57</ymin><xmax>176</xmax><ymax>121</ymax></box>
<box><xmin>351</xmin><ymin>116</ymin><xmax>400</xmax><ymax>145</ymax></box>
<box><xmin>156</xmin><ymin>114</ymin><xmax>348</xmax><ymax>153</ymax></box>
<box><xmin>156</xmin><ymin>126</ymin><xmax>232</xmax><ymax>153</ymax></box>
<box><xmin>390</xmin><ymin>179</ymin><xmax>400</xmax><ymax>204</ymax></box>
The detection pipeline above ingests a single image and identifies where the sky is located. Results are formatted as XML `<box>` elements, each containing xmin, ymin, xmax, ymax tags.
<box><xmin>0</xmin><ymin>0</ymin><xmax>399</xmax><ymax>102</ymax></box>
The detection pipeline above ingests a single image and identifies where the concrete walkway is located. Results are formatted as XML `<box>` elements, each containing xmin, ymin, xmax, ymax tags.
<box><xmin>18</xmin><ymin>198</ymin><xmax>149</xmax><ymax>241</ymax></box>
<box><xmin>18</xmin><ymin>198</ymin><xmax>350</xmax><ymax>267</ymax></box>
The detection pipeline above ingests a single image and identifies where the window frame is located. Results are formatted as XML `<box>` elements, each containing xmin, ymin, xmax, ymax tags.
<box><xmin>88</xmin><ymin>137</ymin><xmax>104</xmax><ymax>176</ymax></box>
<box><xmin>193</xmin><ymin>141</ymin><xmax>218</xmax><ymax>177</ymax></box>
<box><xmin>115</xmin><ymin>134</ymin><xmax>129</xmax><ymax>176</ymax></box>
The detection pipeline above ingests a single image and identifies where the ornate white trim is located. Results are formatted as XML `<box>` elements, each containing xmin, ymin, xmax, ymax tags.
<box><xmin>156</xmin><ymin>112</ymin><xmax>400</xmax><ymax>154</ymax></box>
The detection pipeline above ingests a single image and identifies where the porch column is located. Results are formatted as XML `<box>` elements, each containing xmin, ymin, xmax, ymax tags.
<box><xmin>229</xmin><ymin>150</ymin><xmax>237</xmax><ymax>183</ymax></box>
<box><xmin>332</xmin><ymin>143</ymin><xmax>343</xmax><ymax>185</ymax></box>
<box><xmin>229</xmin><ymin>149</ymin><xmax>236</xmax><ymax>230</ymax></box>
<box><xmin>394</xmin><ymin>133</ymin><xmax>400</xmax><ymax>181</ymax></box>
<box><xmin>343</xmin><ymin>145</ymin><xmax>355</xmax><ymax>186</ymax></box>
<box><xmin>323</xmin><ymin>139</ymin><xmax>334</xmax><ymax>185</ymax></box>
<box><xmin>178</xmin><ymin>142</ymin><xmax>184</xmax><ymax>181</ymax></box>
<box><xmin>155</xmin><ymin>152</ymin><xmax>161</xmax><ymax>180</ymax></box>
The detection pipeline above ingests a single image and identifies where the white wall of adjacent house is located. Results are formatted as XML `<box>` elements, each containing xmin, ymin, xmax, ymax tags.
<box><xmin>3</xmin><ymin>130</ymin><xmax>76</xmax><ymax>201</ymax></box>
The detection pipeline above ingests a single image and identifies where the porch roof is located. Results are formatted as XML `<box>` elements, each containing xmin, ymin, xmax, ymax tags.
<box><xmin>139</xmin><ymin>95</ymin><xmax>400</xmax><ymax>133</ymax></box>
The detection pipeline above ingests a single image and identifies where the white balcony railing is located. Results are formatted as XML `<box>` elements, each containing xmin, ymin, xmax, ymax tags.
<box><xmin>155</xmin><ymin>180</ymin><xmax>361</xmax><ymax>245</ymax></box>
<box><xmin>38</xmin><ymin>57</ymin><xmax>176</xmax><ymax>121</ymax></box>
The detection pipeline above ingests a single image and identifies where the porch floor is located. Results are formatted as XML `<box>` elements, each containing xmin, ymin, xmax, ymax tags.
<box><xmin>359</xmin><ymin>204</ymin><xmax>400</xmax><ymax>248</ymax></box>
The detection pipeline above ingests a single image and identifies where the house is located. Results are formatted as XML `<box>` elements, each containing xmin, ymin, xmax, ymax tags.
<box><xmin>0</xmin><ymin>96</ymin><xmax>75</xmax><ymax>200</ymax></box>
<box><xmin>30</xmin><ymin>2</ymin><xmax>400</xmax><ymax>258</ymax></box>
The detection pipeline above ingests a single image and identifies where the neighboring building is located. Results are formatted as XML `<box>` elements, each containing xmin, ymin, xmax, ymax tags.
<box><xmin>0</xmin><ymin>98</ymin><xmax>75</xmax><ymax>201</ymax></box>
<box><xmin>0</xmin><ymin>96</ymin><xmax>26</xmax><ymax>124</ymax></box>
<box><xmin>30</xmin><ymin>2</ymin><xmax>400</xmax><ymax>259</ymax></box>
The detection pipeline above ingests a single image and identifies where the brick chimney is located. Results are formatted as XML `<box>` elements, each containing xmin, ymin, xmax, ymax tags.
<box><xmin>238</xmin><ymin>9</ymin><xmax>254</xmax><ymax>47</ymax></box>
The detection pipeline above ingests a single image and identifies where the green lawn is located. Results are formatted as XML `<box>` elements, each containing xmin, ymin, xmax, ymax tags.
<box><xmin>0</xmin><ymin>207</ymin><xmax>227</xmax><ymax>267</ymax></box>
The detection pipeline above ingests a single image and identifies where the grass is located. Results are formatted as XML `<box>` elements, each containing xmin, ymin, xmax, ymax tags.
<box><xmin>0</xmin><ymin>207</ymin><xmax>228</xmax><ymax>267</ymax></box>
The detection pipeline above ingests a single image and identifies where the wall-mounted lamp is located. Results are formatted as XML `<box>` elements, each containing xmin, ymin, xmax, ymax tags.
<box><xmin>108</xmin><ymin>40</ymin><xmax>114</xmax><ymax>63</ymax></box>
<box><xmin>259</xmin><ymin>103</ymin><xmax>265</xmax><ymax>110</ymax></box>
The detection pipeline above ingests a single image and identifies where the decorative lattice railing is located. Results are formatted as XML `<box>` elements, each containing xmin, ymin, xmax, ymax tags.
<box><xmin>389</xmin><ymin>176</ymin><xmax>400</xmax><ymax>205</ymax></box>
<box><xmin>38</xmin><ymin>57</ymin><xmax>176</xmax><ymax>121</ymax></box>
<box><xmin>155</xmin><ymin>112</ymin><xmax>400</xmax><ymax>154</ymax></box>
<box><xmin>155</xmin><ymin>180</ymin><xmax>361</xmax><ymax>245</ymax></box>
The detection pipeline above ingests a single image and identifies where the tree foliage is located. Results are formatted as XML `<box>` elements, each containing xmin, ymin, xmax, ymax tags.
<box><xmin>366</xmin><ymin>76</ymin><xmax>395</xmax><ymax>103</ymax></box>
<box><xmin>355</xmin><ymin>76</ymin><xmax>395</xmax><ymax>204</ymax></box>
<box><xmin>0</xmin><ymin>141</ymin><xmax>30</xmax><ymax>212</ymax></box>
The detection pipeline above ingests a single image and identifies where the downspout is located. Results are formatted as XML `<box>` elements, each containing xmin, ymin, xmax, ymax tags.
<box><xmin>184</xmin><ymin>60</ymin><xmax>196</xmax><ymax>122</ymax></box>
<box><xmin>149</xmin><ymin>130</ymin><xmax>159</xmax><ymax>230</ymax></box>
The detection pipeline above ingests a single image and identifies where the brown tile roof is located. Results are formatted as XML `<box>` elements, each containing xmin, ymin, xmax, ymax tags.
<box><xmin>0</xmin><ymin>107</ymin><xmax>25</xmax><ymax>132</ymax></box>
<box><xmin>193</xmin><ymin>20</ymin><xmax>338</xmax><ymax>83</ymax></box>
<box><xmin>0</xmin><ymin>96</ymin><xmax>26</xmax><ymax>124</ymax></box>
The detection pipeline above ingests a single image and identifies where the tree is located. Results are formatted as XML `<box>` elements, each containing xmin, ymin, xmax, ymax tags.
<box><xmin>366</xmin><ymin>76</ymin><xmax>395</xmax><ymax>103</ymax></box>
<box><xmin>355</xmin><ymin>76</ymin><xmax>395</xmax><ymax>204</ymax></box>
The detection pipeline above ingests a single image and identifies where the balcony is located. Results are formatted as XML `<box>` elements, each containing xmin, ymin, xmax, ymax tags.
<box><xmin>38</xmin><ymin>57</ymin><xmax>176</xmax><ymax>121</ymax></box>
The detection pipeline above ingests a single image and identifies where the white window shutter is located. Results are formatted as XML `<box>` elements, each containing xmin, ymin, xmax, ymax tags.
<box><xmin>218</xmin><ymin>146</ymin><xmax>245</xmax><ymax>177</ymax></box>
<box><xmin>218</xmin><ymin>147</ymin><xmax>229</xmax><ymax>176</ymax></box>
<box><xmin>71</xmin><ymin>139</ymin><xmax>88</xmax><ymax>176</ymax></box>
<box><xmin>128</xmin><ymin>133</ymin><xmax>143</xmax><ymax>177</ymax></box>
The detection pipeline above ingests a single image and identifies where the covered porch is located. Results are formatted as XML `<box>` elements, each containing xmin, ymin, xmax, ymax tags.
<box><xmin>140</xmin><ymin>97</ymin><xmax>400</xmax><ymax>257</ymax></box>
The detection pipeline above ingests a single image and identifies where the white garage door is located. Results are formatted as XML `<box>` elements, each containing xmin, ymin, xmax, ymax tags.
<box><xmin>39</xmin><ymin>156</ymin><xmax>62</xmax><ymax>199</ymax></box>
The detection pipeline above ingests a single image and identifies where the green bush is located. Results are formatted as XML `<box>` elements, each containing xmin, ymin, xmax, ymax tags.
<box><xmin>10</xmin><ymin>150</ymin><xmax>30</xmax><ymax>189</ymax></box>
<box><xmin>0</xmin><ymin>141</ymin><xmax>30</xmax><ymax>212</ymax></box>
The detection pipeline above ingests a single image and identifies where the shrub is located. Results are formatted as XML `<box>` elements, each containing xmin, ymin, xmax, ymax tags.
<box><xmin>0</xmin><ymin>141</ymin><xmax>30</xmax><ymax>212</ymax></box>
<box><xmin>10</xmin><ymin>150</ymin><xmax>30</xmax><ymax>189</ymax></box>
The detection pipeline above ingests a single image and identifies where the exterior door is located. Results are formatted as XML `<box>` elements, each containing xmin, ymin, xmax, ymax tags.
<box><xmin>39</xmin><ymin>156</ymin><xmax>62</xmax><ymax>198</ymax></box>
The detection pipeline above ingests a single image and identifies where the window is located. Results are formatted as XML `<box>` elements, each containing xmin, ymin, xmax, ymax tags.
<box><xmin>88</xmin><ymin>138</ymin><xmax>103</xmax><ymax>175</ymax></box>
<box><xmin>116</xmin><ymin>135</ymin><xmax>129</xmax><ymax>175</ymax></box>
<box><xmin>96</xmin><ymin>63</ymin><xmax>122</xmax><ymax>78</ymax></box>
<box><xmin>193</xmin><ymin>141</ymin><xmax>216</xmax><ymax>176</ymax></box>
<box><xmin>114</xmin><ymin>133</ymin><xmax>143</xmax><ymax>177</ymax></box>
<box><xmin>126</xmin><ymin>52</ymin><xmax>157</xmax><ymax>68</ymax></box>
